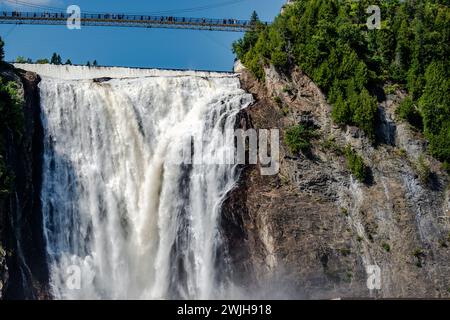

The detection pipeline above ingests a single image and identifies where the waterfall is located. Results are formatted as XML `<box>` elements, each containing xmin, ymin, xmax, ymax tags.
<box><xmin>29</xmin><ymin>65</ymin><xmax>253</xmax><ymax>299</ymax></box>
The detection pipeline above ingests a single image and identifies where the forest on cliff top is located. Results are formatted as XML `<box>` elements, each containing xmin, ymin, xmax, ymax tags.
<box><xmin>233</xmin><ymin>0</ymin><xmax>450</xmax><ymax>170</ymax></box>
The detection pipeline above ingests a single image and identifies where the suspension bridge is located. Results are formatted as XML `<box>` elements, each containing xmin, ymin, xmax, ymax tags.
<box><xmin>0</xmin><ymin>11</ymin><xmax>266</xmax><ymax>32</ymax></box>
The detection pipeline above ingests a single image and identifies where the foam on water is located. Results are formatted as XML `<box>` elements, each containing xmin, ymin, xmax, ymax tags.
<box><xmin>31</xmin><ymin>64</ymin><xmax>253</xmax><ymax>299</ymax></box>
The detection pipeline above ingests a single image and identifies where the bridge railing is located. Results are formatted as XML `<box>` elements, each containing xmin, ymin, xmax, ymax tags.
<box><xmin>0</xmin><ymin>11</ymin><xmax>263</xmax><ymax>30</ymax></box>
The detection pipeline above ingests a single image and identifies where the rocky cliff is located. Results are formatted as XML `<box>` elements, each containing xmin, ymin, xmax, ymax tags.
<box><xmin>1</xmin><ymin>61</ymin><xmax>449</xmax><ymax>300</ymax></box>
<box><xmin>221</xmin><ymin>63</ymin><xmax>450</xmax><ymax>299</ymax></box>
<box><xmin>0</xmin><ymin>65</ymin><xmax>48</xmax><ymax>299</ymax></box>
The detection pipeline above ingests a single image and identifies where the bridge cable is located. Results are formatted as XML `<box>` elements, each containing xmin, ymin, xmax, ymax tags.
<box><xmin>2</xmin><ymin>0</ymin><xmax>253</xmax><ymax>16</ymax></box>
<box><xmin>200</xmin><ymin>31</ymin><xmax>232</xmax><ymax>51</ymax></box>
<box><xmin>1</xmin><ymin>21</ymin><xmax>18</xmax><ymax>39</ymax></box>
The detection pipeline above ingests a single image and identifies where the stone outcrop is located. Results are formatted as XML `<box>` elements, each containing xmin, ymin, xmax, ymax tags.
<box><xmin>1</xmin><ymin>60</ymin><xmax>449</xmax><ymax>299</ymax></box>
<box><xmin>0</xmin><ymin>65</ymin><xmax>49</xmax><ymax>299</ymax></box>
<box><xmin>221</xmin><ymin>63</ymin><xmax>450</xmax><ymax>299</ymax></box>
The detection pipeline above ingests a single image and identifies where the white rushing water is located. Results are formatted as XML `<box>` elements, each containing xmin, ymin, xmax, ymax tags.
<box><xmin>13</xmin><ymin>63</ymin><xmax>234</xmax><ymax>80</ymax></box>
<box><xmin>25</xmin><ymin>65</ymin><xmax>253</xmax><ymax>299</ymax></box>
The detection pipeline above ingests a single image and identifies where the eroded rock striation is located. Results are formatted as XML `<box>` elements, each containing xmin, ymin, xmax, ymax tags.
<box><xmin>221</xmin><ymin>63</ymin><xmax>450</xmax><ymax>299</ymax></box>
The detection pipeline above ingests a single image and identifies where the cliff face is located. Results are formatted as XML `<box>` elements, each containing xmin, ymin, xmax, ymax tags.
<box><xmin>222</xmin><ymin>64</ymin><xmax>450</xmax><ymax>299</ymax></box>
<box><xmin>1</xmin><ymin>62</ymin><xmax>448</xmax><ymax>300</ymax></box>
<box><xmin>0</xmin><ymin>66</ymin><xmax>48</xmax><ymax>299</ymax></box>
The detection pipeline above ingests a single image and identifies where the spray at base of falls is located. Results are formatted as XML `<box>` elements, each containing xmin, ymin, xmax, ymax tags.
<box><xmin>32</xmin><ymin>65</ymin><xmax>253</xmax><ymax>299</ymax></box>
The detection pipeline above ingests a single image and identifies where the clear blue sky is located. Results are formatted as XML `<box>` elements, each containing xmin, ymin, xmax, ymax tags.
<box><xmin>0</xmin><ymin>0</ymin><xmax>285</xmax><ymax>71</ymax></box>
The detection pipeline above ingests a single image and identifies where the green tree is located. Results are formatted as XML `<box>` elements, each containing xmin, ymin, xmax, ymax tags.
<box><xmin>233</xmin><ymin>0</ymin><xmax>450</xmax><ymax>165</ymax></box>
<box><xmin>352</xmin><ymin>89</ymin><xmax>378</xmax><ymax>141</ymax></box>
<box><xmin>0</xmin><ymin>78</ymin><xmax>25</xmax><ymax>197</ymax></box>
<box><xmin>250</xmin><ymin>10</ymin><xmax>259</xmax><ymax>25</ymax></box>
<box><xmin>284</xmin><ymin>124</ymin><xmax>316</xmax><ymax>154</ymax></box>
<box><xmin>36</xmin><ymin>59</ymin><xmax>49</xmax><ymax>64</ymax></box>
<box><xmin>331</xmin><ymin>94</ymin><xmax>351</xmax><ymax>124</ymax></box>
<box><xmin>15</xmin><ymin>56</ymin><xmax>29</xmax><ymax>63</ymax></box>
<box><xmin>344</xmin><ymin>145</ymin><xmax>367</xmax><ymax>183</ymax></box>
<box><xmin>396</xmin><ymin>97</ymin><xmax>423</xmax><ymax>129</ymax></box>
<box><xmin>392</xmin><ymin>20</ymin><xmax>411</xmax><ymax>82</ymax></box>
<box><xmin>419</xmin><ymin>61</ymin><xmax>450</xmax><ymax>162</ymax></box>
<box><xmin>50</xmin><ymin>53</ymin><xmax>62</xmax><ymax>65</ymax></box>
<box><xmin>232</xmin><ymin>11</ymin><xmax>266</xmax><ymax>61</ymax></box>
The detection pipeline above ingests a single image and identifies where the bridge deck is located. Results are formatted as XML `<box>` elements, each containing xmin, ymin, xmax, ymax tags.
<box><xmin>0</xmin><ymin>11</ymin><xmax>264</xmax><ymax>32</ymax></box>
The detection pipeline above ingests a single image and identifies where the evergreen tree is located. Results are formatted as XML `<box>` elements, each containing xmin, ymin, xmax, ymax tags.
<box><xmin>233</xmin><ymin>0</ymin><xmax>449</xmax><ymax>160</ymax></box>
<box><xmin>250</xmin><ymin>11</ymin><xmax>259</xmax><ymax>25</ymax></box>
<box><xmin>50</xmin><ymin>53</ymin><xmax>62</xmax><ymax>65</ymax></box>
<box><xmin>36</xmin><ymin>59</ymin><xmax>49</xmax><ymax>64</ymax></box>
<box><xmin>232</xmin><ymin>11</ymin><xmax>264</xmax><ymax>61</ymax></box>
<box><xmin>419</xmin><ymin>61</ymin><xmax>450</xmax><ymax>162</ymax></box>
<box><xmin>15</xmin><ymin>56</ymin><xmax>28</xmax><ymax>63</ymax></box>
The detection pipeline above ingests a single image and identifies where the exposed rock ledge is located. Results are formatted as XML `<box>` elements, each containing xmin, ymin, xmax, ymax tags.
<box><xmin>0</xmin><ymin>65</ymin><xmax>49</xmax><ymax>299</ymax></box>
<box><xmin>222</xmin><ymin>63</ymin><xmax>450</xmax><ymax>299</ymax></box>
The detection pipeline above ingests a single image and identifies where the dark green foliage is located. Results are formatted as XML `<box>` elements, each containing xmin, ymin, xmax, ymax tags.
<box><xmin>0</xmin><ymin>80</ymin><xmax>23</xmax><ymax>138</ymax></box>
<box><xmin>0</xmin><ymin>155</ymin><xmax>10</xmax><ymax>196</ymax></box>
<box><xmin>419</xmin><ymin>61</ymin><xmax>450</xmax><ymax>163</ymax></box>
<box><xmin>396</xmin><ymin>96</ymin><xmax>423</xmax><ymax>129</ymax></box>
<box><xmin>331</xmin><ymin>85</ymin><xmax>378</xmax><ymax>140</ymax></box>
<box><xmin>284</xmin><ymin>124</ymin><xmax>316</xmax><ymax>154</ymax></box>
<box><xmin>37</xmin><ymin>54</ymin><xmax>74</xmax><ymax>65</ymax></box>
<box><xmin>321</xmin><ymin>136</ymin><xmax>344</xmax><ymax>155</ymax></box>
<box><xmin>443</xmin><ymin>161</ymin><xmax>450</xmax><ymax>174</ymax></box>
<box><xmin>273</xmin><ymin>96</ymin><xmax>282</xmax><ymax>106</ymax></box>
<box><xmin>340</xmin><ymin>248</ymin><xmax>351</xmax><ymax>256</ymax></box>
<box><xmin>15</xmin><ymin>56</ymin><xmax>32</xmax><ymax>63</ymax></box>
<box><xmin>331</xmin><ymin>94</ymin><xmax>351</xmax><ymax>125</ymax></box>
<box><xmin>412</xmin><ymin>248</ymin><xmax>425</xmax><ymax>268</ymax></box>
<box><xmin>0</xmin><ymin>77</ymin><xmax>24</xmax><ymax>198</ymax></box>
<box><xmin>271</xmin><ymin>50</ymin><xmax>288</xmax><ymax>70</ymax></box>
<box><xmin>232</xmin><ymin>12</ymin><xmax>268</xmax><ymax>80</ymax></box>
<box><xmin>233</xmin><ymin>0</ymin><xmax>449</xmax><ymax>163</ymax></box>
<box><xmin>415</xmin><ymin>154</ymin><xmax>432</xmax><ymax>184</ymax></box>
<box><xmin>351</xmin><ymin>88</ymin><xmax>378</xmax><ymax>141</ymax></box>
<box><xmin>344</xmin><ymin>145</ymin><xmax>367</xmax><ymax>183</ymax></box>
<box><xmin>232</xmin><ymin>11</ymin><xmax>264</xmax><ymax>60</ymax></box>
<box><xmin>233</xmin><ymin>1</ymin><xmax>380</xmax><ymax>139</ymax></box>
<box><xmin>36</xmin><ymin>59</ymin><xmax>49</xmax><ymax>64</ymax></box>
<box><xmin>382</xmin><ymin>242</ymin><xmax>391</xmax><ymax>252</ymax></box>
<box><xmin>1</xmin><ymin>37</ymin><xmax>24</xmax><ymax>196</ymax></box>
<box><xmin>50</xmin><ymin>53</ymin><xmax>62</xmax><ymax>65</ymax></box>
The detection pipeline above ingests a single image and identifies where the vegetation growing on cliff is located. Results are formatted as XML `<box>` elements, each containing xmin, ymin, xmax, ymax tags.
<box><xmin>395</xmin><ymin>96</ymin><xmax>423</xmax><ymax>130</ymax></box>
<box><xmin>284</xmin><ymin>124</ymin><xmax>316</xmax><ymax>154</ymax></box>
<box><xmin>233</xmin><ymin>0</ymin><xmax>449</xmax><ymax>166</ymax></box>
<box><xmin>344</xmin><ymin>145</ymin><xmax>367</xmax><ymax>183</ymax></box>
<box><xmin>415</xmin><ymin>154</ymin><xmax>432</xmax><ymax>184</ymax></box>
<box><xmin>0</xmin><ymin>37</ymin><xmax>24</xmax><ymax>198</ymax></box>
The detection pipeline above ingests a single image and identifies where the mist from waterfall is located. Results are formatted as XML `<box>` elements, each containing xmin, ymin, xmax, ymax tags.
<box><xmin>31</xmin><ymin>65</ymin><xmax>253</xmax><ymax>299</ymax></box>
